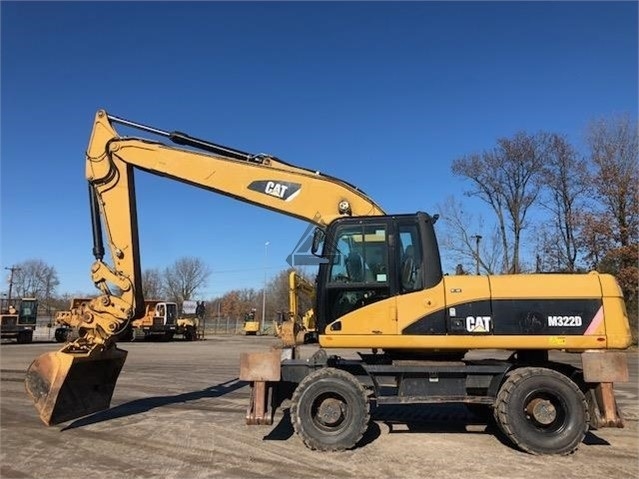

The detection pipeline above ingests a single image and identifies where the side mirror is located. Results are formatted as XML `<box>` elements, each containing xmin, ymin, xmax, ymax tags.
<box><xmin>311</xmin><ymin>227</ymin><xmax>325</xmax><ymax>255</ymax></box>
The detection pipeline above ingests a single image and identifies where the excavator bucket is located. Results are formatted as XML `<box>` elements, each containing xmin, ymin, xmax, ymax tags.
<box><xmin>25</xmin><ymin>347</ymin><xmax>127</xmax><ymax>426</ymax></box>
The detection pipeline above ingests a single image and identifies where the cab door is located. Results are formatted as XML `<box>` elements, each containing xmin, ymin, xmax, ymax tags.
<box><xmin>394</xmin><ymin>213</ymin><xmax>492</xmax><ymax>338</ymax></box>
<box><xmin>320</xmin><ymin>218</ymin><xmax>398</xmax><ymax>336</ymax></box>
<box><xmin>394</xmin><ymin>216</ymin><xmax>448</xmax><ymax>336</ymax></box>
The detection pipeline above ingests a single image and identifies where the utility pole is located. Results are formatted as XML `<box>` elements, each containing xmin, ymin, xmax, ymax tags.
<box><xmin>260</xmin><ymin>241</ymin><xmax>270</xmax><ymax>333</ymax></box>
<box><xmin>471</xmin><ymin>235</ymin><xmax>482</xmax><ymax>275</ymax></box>
<box><xmin>5</xmin><ymin>266</ymin><xmax>21</xmax><ymax>301</ymax></box>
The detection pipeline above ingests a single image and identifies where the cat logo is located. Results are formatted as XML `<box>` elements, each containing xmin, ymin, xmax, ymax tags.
<box><xmin>265</xmin><ymin>181</ymin><xmax>289</xmax><ymax>198</ymax></box>
<box><xmin>466</xmin><ymin>316</ymin><xmax>491</xmax><ymax>333</ymax></box>
<box><xmin>247</xmin><ymin>180</ymin><xmax>302</xmax><ymax>201</ymax></box>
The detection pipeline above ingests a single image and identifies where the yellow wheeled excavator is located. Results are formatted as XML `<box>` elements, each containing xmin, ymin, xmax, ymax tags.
<box><xmin>25</xmin><ymin>110</ymin><xmax>632</xmax><ymax>457</ymax></box>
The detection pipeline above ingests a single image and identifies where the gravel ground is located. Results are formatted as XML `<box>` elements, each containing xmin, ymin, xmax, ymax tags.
<box><xmin>1</xmin><ymin>335</ymin><xmax>637</xmax><ymax>479</ymax></box>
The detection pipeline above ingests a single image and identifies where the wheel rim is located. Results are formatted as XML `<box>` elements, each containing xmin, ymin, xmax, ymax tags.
<box><xmin>522</xmin><ymin>389</ymin><xmax>567</xmax><ymax>433</ymax></box>
<box><xmin>310</xmin><ymin>392</ymin><xmax>350</xmax><ymax>433</ymax></box>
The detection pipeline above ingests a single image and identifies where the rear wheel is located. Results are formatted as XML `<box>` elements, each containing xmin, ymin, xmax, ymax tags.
<box><xmin>118</xmin><ymin>327</ymin><xmax>134</xmax><ymax>342</ymax></box>
<box><xmin>494</xmin><ymin>367</ymin><xmax>588</xmax><ymax>455</ymax></box>
<box><xmin>17</xmin><ymin>330</ymin><xmax>33</xmax><ymax>344</ymax></box>
<box><xmin>184</xmin><ymin>326</ymin><xmax>197</xmax><ymax>341</ymax></box>
<box><xmin>290</xmin><ymin>367</ymin><xmax>369</xmax><ymax>451</ymax></box>
<box><xmin>162</xmin><ymin>332</ymin><xmax>174</xmax><ymax>342</ymax></box>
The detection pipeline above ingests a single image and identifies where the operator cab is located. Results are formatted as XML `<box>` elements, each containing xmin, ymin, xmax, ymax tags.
<box><xmin>18</xmin><ymin>298</ymin><xmax>38</xmax><ymax>325</ymax></box>
<box><xmin>154</xmin><ymin>302</ymin><xmax>178</xmax><ymax>326</ymax></box>
<box><xmin>314</xmin><ymin>212</ymin><xmax>442</xmax><ymax>334</ymax></box>
<box><xmin>1</xmin><ymin>297</ymin><xmax>38</xmax><ymax>324</ymax></box>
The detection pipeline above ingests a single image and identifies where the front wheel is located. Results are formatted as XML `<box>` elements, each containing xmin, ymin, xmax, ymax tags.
<box><xmin>290</xmin><ymin>367</ymin><xmax>370</xmax><ymax>451</ymax></box>
<box><xmin>54</xmin><ymin>328</ymin><xmax>68</xmax><ymax>343</ymax></box>
<box><xmin>494</xmin><ymin>367</ymin><xmax>589</xmax><ymax>455</ymax></box>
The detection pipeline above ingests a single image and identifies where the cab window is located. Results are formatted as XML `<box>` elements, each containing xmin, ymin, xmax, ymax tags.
<box><xmin>328</xmin><ymin>224</ymin><xmax>388</xmax><ymax>284</ymax></box>
<box><xmin>398</xmin><ymin>223</ymin><xmax>423</xmax><ymax>293</ymax></box>
<box><xmin>324</xmin><ymin>223</ymin><xmax>390</xmax><ymax>322</ymax></box>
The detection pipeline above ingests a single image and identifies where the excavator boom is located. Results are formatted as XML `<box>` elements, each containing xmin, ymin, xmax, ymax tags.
<box><xmin>25</xmin><ymin>110</ymin><xmax>385</xmax><ymax>425</ymax></box>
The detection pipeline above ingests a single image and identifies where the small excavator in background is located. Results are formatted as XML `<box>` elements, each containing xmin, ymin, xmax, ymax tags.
<box><xmin>274</xmin><ymin>271</ymin><xmax>317</xmax><ymax>346</ymax></box>
<box><xmin>24</xmin><ymin>110</ymin><xmax>632</xmax><ymax>456</ymax></box>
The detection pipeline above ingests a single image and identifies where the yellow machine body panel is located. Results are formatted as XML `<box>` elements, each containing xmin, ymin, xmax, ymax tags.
<box><xmin>54</xmin><ymin>298</ymin><xmax>94</xmax><ymax>327</ymax></box>
<box><xmin>244</xmin><ymin>321</ymin><xmax>260</xmax><ymax>334</ymax></box>
<box><xmin>320</xmin><ymin>272</ymin><xmax>632</xmax><ymax>351</ymax></box>
<box><xmin>130</xmin><ymin>300</ymin><xmax>175</xmax><ymax>328</ymax></box>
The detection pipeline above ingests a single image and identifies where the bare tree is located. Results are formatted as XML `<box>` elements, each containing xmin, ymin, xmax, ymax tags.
<box><xmin>217</xmin><ymin>288</ymin><xmax>260</xmax><ymax>320</ymax></box>
<box><xmin>141</xmin><ymin>268</ymin><xmax>164</xmax><ymax>300</ymax></box>
<box><xmin>538</xmin><ymin>134</ymin><xmax>590</xmax><ymax>272</ymax></box>
<box><xmin>11</xmin><ymin>260</ymin><xmax>60</xmax><ymax>306</ymax></box>
<box><xmin>578</xmin><ymin>214</ymin><xmax>614</xmax><ymax>269</ymax></box>
<box><xmin>264</xmin><ymin>268</ymin><xmax>314</xmax><ymax>322</ymax></box>
<box><xmin>583</xmin><ymin>114</ymin><xmax>639</xmax><ymax>341</ymax></box>
<box><xmin>163</xmin><ymin>257</ymin><xmax>211</xmax><ymax>304</ymax></box>
<box><xmin>220</xmin><ymin>290</ymin><xmax>242</xmax><ymax>320</ymax></box>
<box><xmin>435</xmin><ymin>196</ymin><xmax>502</xmax><ymax>274</ymax></box>
<box><xmin>452</xmin><ymin>132</ymin><xmax>549</xmax><ymax>273</ymax></box>
<box><xmin>585</xmin><ymin>114</ymin><xmax>638</xmax><ymax>250</ymax></box>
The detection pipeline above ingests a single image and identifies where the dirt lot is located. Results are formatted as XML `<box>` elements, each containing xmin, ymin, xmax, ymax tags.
<box><xmin>1</xmin><ymin>336</ymin><xmax>637</xmax><ymax>479</ymax></box>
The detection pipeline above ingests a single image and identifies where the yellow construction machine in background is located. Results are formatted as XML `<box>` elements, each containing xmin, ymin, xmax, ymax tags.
<box><xmin>1</xmin><ymin>297</ymin><xmax>38</xmax><ymax>343</ymax></box>
<box><xmin>131</xmin><ymin>300</ymin><xmax>199</xmax><ymax>341</ymax></box>
<box><xmin>54</xmin><ymin>298</ymin><xmax>198</xmax><ymax>342</ymax></box>
<box><xmin>243</xmin><ymin>308</ymin><xmax>260</xmax><ymax>335</ymax></box>
<box><xmin>273</xmin><ymin>271</ymin><xmax>317</xmax><ymax>346</ymax></box>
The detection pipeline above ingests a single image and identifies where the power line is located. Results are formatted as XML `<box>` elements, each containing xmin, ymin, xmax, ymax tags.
<box><xmin>4</xmin><ymin>266</ymin><xmax>21</xmax><ymax>301</ymax></box>
<box><xmin>211</xmin><ymin>265</ymin><xmax>280</xmax><ymax>274</ymax></box>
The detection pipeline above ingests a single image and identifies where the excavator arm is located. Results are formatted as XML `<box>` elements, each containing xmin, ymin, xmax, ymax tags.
<box><xmin>276</xmin><ymin>271</ymin><xmax>317</xmax><ymax>346</ymax></box>
<box><xmin>25</xmin><ymin>109</ymin><xmax>385</xmax><ymax>426</ymax></box>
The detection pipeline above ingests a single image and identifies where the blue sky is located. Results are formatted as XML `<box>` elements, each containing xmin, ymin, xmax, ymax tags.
<box><xmin>1</xmin><ymin>1</ymin><xmax>637</xmax><ymax>299</ymax></box>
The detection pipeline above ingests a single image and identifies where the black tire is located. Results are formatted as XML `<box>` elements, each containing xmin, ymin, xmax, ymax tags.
<box><xmin>290</xmin><ymin>367</ymin><xmax>370</xmax><ymax>451</ymax></box>
<box><xmin>184</xmin><ymin>326</ymin><xmax>197</xmax><ymax>341</ymax></box>
<box><xmin>54</xmin><ymin>328</ymin><xmax>68</xmax><ymax>343</ymax></box>
<box><xmin>118</xmin><ymin>327</ymin><xmax>134</xmax><ymax>342</ymax></box>
<box><xmin>162</xmin><ymin>332</ymin><xmax>174</xmax><ymax>342</ymax></box>
<box><xmin>494</xmin><ymin>367</ymin><xmax>588</xmax><ymax>455</ymax></box>
<box><xmin>16</xmin><ymin>330</ymin><xmax>33</xmax><ymax>344</ymax></box>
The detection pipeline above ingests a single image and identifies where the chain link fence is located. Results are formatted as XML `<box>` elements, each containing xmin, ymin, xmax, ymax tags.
<box><xmin>27</xmin><ymin>313</ymin><xmax>275</xmax><ymax>341</ymax></box>
<box><xmin>199</xmin><ymin>316</ymin><xmax>275</xmax><ymax>336</ymax></box>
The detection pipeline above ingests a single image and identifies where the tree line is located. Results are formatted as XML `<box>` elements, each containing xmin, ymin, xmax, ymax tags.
<box><xmin>4</xmin><ymin>256</ymin><xmax>312</xmax><ymax>327</ymax></box>
<box><xmin>3</xmin><ymin>257</ymin><xmax>212</xmax><ymax>313</ymax></box>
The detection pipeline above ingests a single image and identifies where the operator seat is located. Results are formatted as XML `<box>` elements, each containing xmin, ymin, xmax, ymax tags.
<box><xmin>401</xmin><ymin>245</ymin><xmax>422</xmax><ymax>291</ymax></box>
<box><xmin>346</xmin><ymin>251</ymin><xmax>365</xmax><ymax>282</ymax></box>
